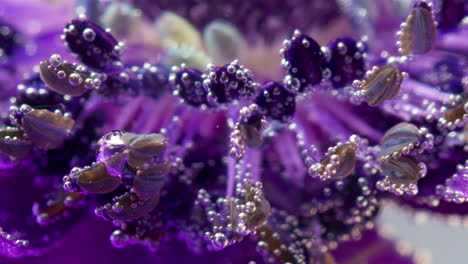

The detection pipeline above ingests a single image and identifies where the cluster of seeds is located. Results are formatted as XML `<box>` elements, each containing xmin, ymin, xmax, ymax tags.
<box><xmin>196</xmin><ymin>179</ymin><xmax>270</xmax><ymax>250</ymax></box>
<box><xmin>39</xmin><ymin>54</ymin><xmax>101</xmax><ymax>96</ymax></box>
<box><xmin>376</xmin><ymin>122</ymin><xmax>434</xmax><ymax>195</ymax></box>
<box><xmin>0</xmin><ymin>0</ymin><xmax>466</xmax><ymax>261</ymax></box>
<box><xmin>62</xmin><ymin>17</ymin><xmax>123</xmax><ymax>70</ymax></box>
<box><xmin>63</xmin><ymin>131</ymin><xmax>170</xmax><ymax>222</ymax></box>
<box><xmin>170</xmin><ymin>60</ymin><xmax>257</xmax><ymax>108</ymax></box>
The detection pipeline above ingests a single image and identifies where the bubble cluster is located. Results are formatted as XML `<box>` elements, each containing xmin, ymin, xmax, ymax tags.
<box><xmin>39</xmin><ymin>54</ymin><xmax>100</xmax><ymax>96</ymax></box>
<box><xmin>63</xmin><ymin>131</ymin><xmax>170</xmax><ymax>222</ymax></box>
<box><xmin>281</xmin><ymin>30</ymin><xmax>329</xmax><ymax>92</ymax></box>
<box><xmin>63</xmin><ymin>17</ymin><xmax>122</xmax><ymax>70</ymax></box>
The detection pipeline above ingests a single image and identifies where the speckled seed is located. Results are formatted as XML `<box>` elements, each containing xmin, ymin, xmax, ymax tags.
<box><xmin>73</xmin><ymin>162</ymin><xmax>121</xmax><ymax>194</ymax></box>
<box><xmin>379</xmin><ymin>122</ymin><xmax>420</xmax><ymax>158</ymax></box>
<box><xmin>122</xmin><ymin>133</ymin><xmax>168</xmax><ymax>168</ymax></box>
<box><xmin>239</xmin><ymin>123</ymin><xmax>263</xmax><ymax>148</ymax></box>
<box><xmin>33</xmin><ymin>190</ymin><xmax>83</xmax><ymax>225</ymax></box>
<box><xmin>39</xmin><ymin>57</ymin><xmax>93</xmax><ymax>96</ymax></box>
<box><xmin>170</xmin><ymin>67</ymin><xmax>209</xmax><ymax>107</ymax></box>
<box><xmin>444</xmin><ymin>92</ymin><xmax>467</xmax><ymax>123</ymax></box>
<box><xmin>245</xmin><ymin>195</ymin><xmax>270</xmax><ymax>227</ymax></box>
<box><xmin>360</xmin><ymin>65</ymin><xmax>403</xmax><ymax>106</ymax></box>
<box><xmin>203</xmin><ymin>61</ymin><xmax>256</xmax><ymax>105</ymax></box>
<box><xmin>320</xmin><ymin>143</ymin><xmax>356</xmax><ymax>179</ymax></box>
<box><xmin>0</xmin><ymin>128</ymin><xmax>31</xmax><ymax>159</ymax></box>
<box><xmin>255</xmin><ymin>81</ymin><xmax>296</xmax><ymax>122</ymax></box>
<box><xmin>103</xmin><ymin>192</ymin><xmax>160</xmax><ymax>221</ymax></box>
<box><xmin>21</xmin><ymin>109</ymin><xmax>75</xmax><ymax>149</ymax></box>
<box><xmin>283</xmin><ymin>32</ymin><xmax>327</xmax><ymax>91</ymax></box>
<box><xmin>133</xmin><ymin>162</ymin><xmax>170</xmax><ymax>200</ymax></box>
<box><xmin>328</xmin><ymin>37</ymin><xmax>365</xmax><ymax>87</ymax></box>
<box><xmin>64</xmin><ymin>18</ymin><xmax>120</xmax><ymax>70</ymax></box>
<box><xmin>381</xmin><ymin>156</ymin><xmax>421</xmax><ymax>185</ymax></box>
<box><xmin>400</xmin><ymin>1</ymin><xmax>437</xmax><ymax>56</ymax></box>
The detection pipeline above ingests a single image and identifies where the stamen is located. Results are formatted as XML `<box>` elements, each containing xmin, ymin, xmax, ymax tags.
<box><xmin>357</xmin><ymin>65</ymin><xmax>403</xmax><ymax>106</ymax></box>
<box><xmin>21</xmin><ymin>109</ymin><xmax>75</xmax><ymax>149</ymax></box>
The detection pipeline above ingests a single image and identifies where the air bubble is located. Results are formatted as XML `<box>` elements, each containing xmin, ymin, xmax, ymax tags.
<box><xmin>68</xmin><ymin>73</ymin><xmax>83</xmax><ymax>86</ymax></box>
<box><xmin>57</xmin><ymin>71</ymin><xmax>66</xmax><ymax>79</ymax></box>
<box><xmin>48</xmin><ymin>54</ymin><xmax>62</xmax><ymax>67</ymax></box>
<box><xmin>82</xmin><ymin>28</ymin><xmax>96</xmax><ymax>42</ymax></box>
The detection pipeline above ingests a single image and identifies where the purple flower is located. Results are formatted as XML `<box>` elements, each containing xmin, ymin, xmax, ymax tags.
<box><xmin>0</xmin><ymin>0</ymin><xmax>467</xmax><ymax>263</ymax></box>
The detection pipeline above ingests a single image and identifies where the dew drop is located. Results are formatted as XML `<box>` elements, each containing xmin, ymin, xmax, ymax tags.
<box><xmin>57</xmin><ymin>70</ymin><xmax>66</xmax><ymax>79</ymax></box>
<box><xmin>82</xmin><ymin>28</ymin><xmax>96</xmax><ymax>42</ymax></box>
<box><xmin>48</xmin><ymin>54</ymin><xmax>62</xmax><ymax>67</ymax></box>
<box><xmin>68</xmin><ymin>73</ymin><xmax>83</xmax><ymax>86</ymax></box>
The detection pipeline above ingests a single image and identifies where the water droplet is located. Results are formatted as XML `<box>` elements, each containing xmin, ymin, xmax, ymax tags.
<box><xmin>48</xmin><ymin>54</ymin><xmax>62</xmax><ymax>67</ymax></box>
<box><xmin>68</xmin><ymin>73</ymin><xmax>83</xmax><ymax>86</ymax></box>
<box><xmin>57</xmin><ymin>70</ymin><xmax>66</xmax><ymax>79</ymax></box>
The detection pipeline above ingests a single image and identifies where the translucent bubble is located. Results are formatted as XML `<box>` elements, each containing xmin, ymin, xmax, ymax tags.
<box><xmin>110</xmin><ymin>230</ymin><xmax>127</xmax><ymax>248</ymax></box>
<box><xmin>57</xmin><ymin>70</ymin><xmax>66</xmax><ymax>79</ymax></box>
<box><xmin>283</xmin><ymin>75</ymin><xmax>301</xmax><ymax>93</ymax></box>
<box><xmin>213</xmin><ymin>232</ymin><xmax>228</xmax><ymax>249</ymax></box>
<box><xmin>48</xmin><ymin>54</ymin><xmax>62</xmax><ymax>67</ymax></box>
<box><xmin>68</xmin><ymin>73</ymin><xmax>83</xmax><ymax>86</ymax></box>
<box><xmin>82</xmin><ymin>28</ymin><xmax>96</xmax><ymax>42</ymax></box>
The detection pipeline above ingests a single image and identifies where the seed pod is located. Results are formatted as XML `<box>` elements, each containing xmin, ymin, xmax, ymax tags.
<box><xmin>0</xmin><ymin>127</ymin><xmax>31</xmax><ymax>159</ymax></box>
<box><xmin>33</xmin><ymin>189</ymin><xmax>83</xmax><ymax>225</ymax></box>
<box><xmin>328</xmin><ymin>37</ymin><xmax>366</xmax><ymax>87</ymax></box>
<box><xmin>122</xmin><ymin>133</ymin><xmax>168</xmax><ymax>169</ymax></box>
<box><xmin>256</xmin><ymin>81</ymin><xmax>296</xmax><ymax>122</ymax></box>
<box><xmin>379</xmin><ymin>122</ymin><xmax>420</xmax><ymax>158</ymax></box>
<box><xmin>138</xmin><ymin>64</ymin><xmax>171</xmax><ymax>99</ymax></box>
<box><xmin>63</xmin><ymin>18</ymin><xmax>120</xmax><ymax>70</ymax></box>
<box><xmin>71</xmin><ymin>162</ymin><xmax>121</xmax><ymax>194</ymax></box>
<box><xmin>102</xmin><ymin>192</ymin><xmax>160</xmax><ymax>221</ymax></box>
<box><xmin>245</xmin><ymin>195</ymin><xmax>270</xmax><ymax>228</ymax></box>
<box><xmin>39</xmin><ymin>55</ymin><xmax>95</xmax><ymax>96</ymax></box>
<box><xmin>239</xmin><ymin>123</ymin><xmax>263</xmax><ymax>148</ymax></box>
<box><xmin>400</xmin><ymin>1</ymin><xmax>437</xmax><ymax>56</ymax></box>
<box><xmin>21</xmin><ymin>109</ymin><xmax>75</xmax><ymax>149</ymax></box>
<box><xmin>133</xmin><ymin>162</ymin><xmax>170</xmax><ymax>200</ymax></box>
<box><xmin>443</xmin><ymin>92</ymin><xmax>467</xmax><ymax>123</ymax></box>
<box><xmin>282</xmin><ymin>31</ymin><xmax>328</xmax><ymax>91</ymax></box>
<box><xmin>359</xmin><ymin>66</ymin><xmax>403</xmax><ymax>106</ymax></box>
<box><xmin>203</xmin><ymin>61</ymin><xmax>257</xmax><ymax>105</ymax></box>
<box><xmin>381</xmin><ymin>156</ymin><xmax>422</xmax><ymax>185</ymax></box>
<box><xmin>170</xmin><ymin>66</ymin><xmax>208</xmax><ymax>107</ymax></box>
<box><xmin>14</xmin><ymin>74</ymin><xmax>67</xmax><ymax>109</ymax></box>
<box><xmin>315</xmin><ymin>143</ymin><xmax>357</xmax><ymax>180</ymax></box>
